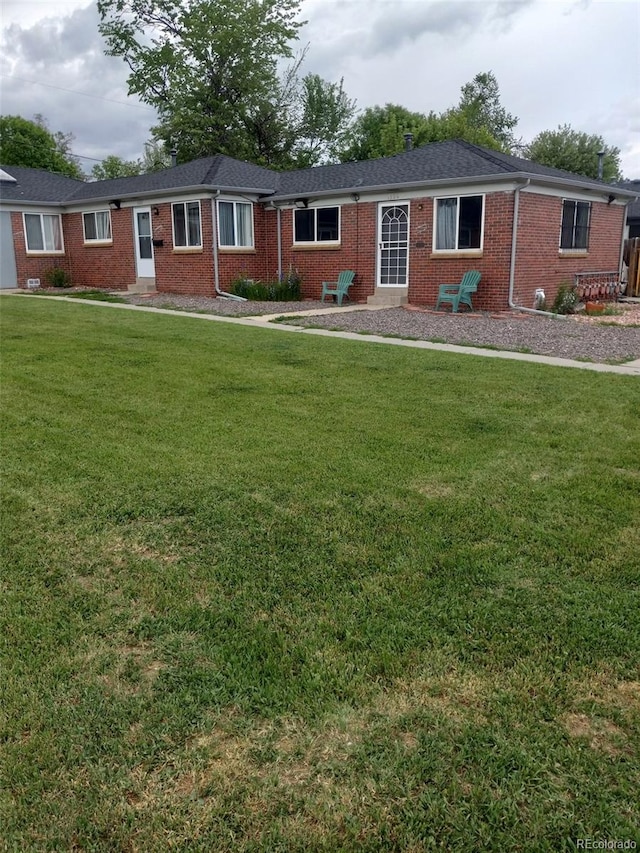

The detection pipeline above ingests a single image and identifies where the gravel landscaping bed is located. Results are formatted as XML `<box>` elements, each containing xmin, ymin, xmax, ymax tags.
<box><xmin>278</xmin><ymin>306</ymin><xmax>640</xmax><ymax>363</ymax></box>
<box><xmin>122</xmin><ymin>293</ymin><xmax>324</xmax><ymax>316</ymax></box>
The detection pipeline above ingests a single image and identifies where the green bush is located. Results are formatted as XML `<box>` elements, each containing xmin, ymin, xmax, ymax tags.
<box><xmin>230</xmin><ymin>268</ymin><xmax>302</xmax><ymax>301</ymax></box>
<box><xmin>552</xmin><ymin>282</ymin><xmax>578</xmax><ymax>315</ymax></box>
<box><xmin>44</xmin><ymin>267</ymin><xmax>72</xmax><ymax>288</ymax></box>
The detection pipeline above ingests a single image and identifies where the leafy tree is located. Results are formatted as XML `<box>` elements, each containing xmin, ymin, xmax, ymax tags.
<box><xmin>339</xmin><ymin>103</ymin><xmax>501</xmax><ymax>162</ymax></box>
<box><xmin>0</xmin><ymin>114</ymin><xmax>84</xmax><ymax>178</ymax></box>
<box><xmin>97</xmin><ymin>0</ymin><xmax>305</xmax><ymax>166</ymax></box>
<box><xmin>525</xmin><ymin>125</ymin><xmax>621</xmax><ymax>181</ymax></box>
<box><xmin>140</xmin><ymin>140</ymin><xmax>171</xmax><ymax>172</ymax></box>
<box><xmin>454</xmin><ymin>71</ymin><xmax>518</xmax><ymax>151</ymax></box>
<box><xmin>339</xmin><ymin>104</ymin><xmax>432</xmax><ymax>161</ymax></box>
<box><xmin>91</xmin><ymin>155</ymin><xmax>142</xmax><ymax>180</ymax></box>
<box><xmin>291</xmin><ymin>74</ymin><xmax>356</xmax><ymax>167</ymax></box>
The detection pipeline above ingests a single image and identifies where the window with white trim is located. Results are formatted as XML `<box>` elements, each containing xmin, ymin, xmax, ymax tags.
<box><xmin>560</xmin><ymin>200</ymin><xmax>590</xmax><ymax>250</ymax></box>
<box><xmin>294</xmin><ymin>206</ymin><xmax>340</xmax><ymax>243</ymax></box>
<box><xmin>23</xmin><ymin>213</ymin><xmax>64</xmax><ymax>253</ymax></box>
<box><xmin>172</xmin><ymin>201</ymin><xmax>202</xmax><ymax>248</ymax></box>
<box><xmin>83</xmin><ymin>210</ymin><xmax>112</xmax><ymax>243</ymax></box>
<box><xmin>434</xmin><ymin>195</ymin><xmax>483</xmax><ymax>251</ymax></box>
<box><xmin>218</xmin><ymin>200</ymin><xmax>253</xmax><ymax>248</ymax></box>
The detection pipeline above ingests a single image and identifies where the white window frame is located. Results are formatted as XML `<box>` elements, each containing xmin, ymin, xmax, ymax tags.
<box><xmin>217</xmin><ymin>199</ymin><xmax>254</xmax><ymax>249</ymax></box>
<box><xmin>432</xmin><ymin>194</ymin><xmax>485</xmax><ymax>253</ymax></box>
<box><xmin>23</xmin><ymin>212</ymin><xmax>64</xmax><ymax>254</ymax></box>
<box><xmin>559</xmin><ymin>199</ymin><xmax>591</xmax><ymax>251</ymax></box>
<box><xmin>293</xmin><ymin>205</ymin><xmax>341</xmax><ymax>245</ymax></box>
<box><xmin>82</xmin><ymin>210</ymin><xmax>112</xmax><ymax>244</ymax></box>
<box><xmin>172</xmin><ymin>200</ymin><xmax>203</xmax><ymax>249</ymax></box>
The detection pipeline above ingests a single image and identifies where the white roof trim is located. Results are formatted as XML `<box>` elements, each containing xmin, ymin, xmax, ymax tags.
<box><xmin>0</xmin><ymin>168</ymin><xmax>17</xmax><ymax>183</ymax></box>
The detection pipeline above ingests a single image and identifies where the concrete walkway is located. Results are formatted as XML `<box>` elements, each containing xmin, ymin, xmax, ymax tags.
<box><xmin>4</xmin><ymin>292</ymin><xmax>640</xmax><ymax>376</ymax></box>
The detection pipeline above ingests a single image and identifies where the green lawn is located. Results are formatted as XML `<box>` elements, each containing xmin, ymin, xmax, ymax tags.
<box><xmin>1</xmin><ymin>297</ymin><xmax>639</xmax><ymax>852</ymax></box>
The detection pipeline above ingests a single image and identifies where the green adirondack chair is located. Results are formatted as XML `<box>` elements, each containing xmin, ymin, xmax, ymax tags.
<box><xmin>321</xmin><ymin>270</ymin><xmax>355</xmax><ymax>306</ymax></box>
<box><xmin>435</xmin><ymin>270</ymin><xmax>481</xmax><ymax>312</ymax></box>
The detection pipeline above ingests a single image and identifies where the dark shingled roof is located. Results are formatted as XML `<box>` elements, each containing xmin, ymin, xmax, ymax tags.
<box><xmin>1</xmin><ymin>142</ymin><xmax>636</xmax><ymax>207</ymax></box>
<box><xmin>65</xmin><ymin>154</ymin><xmax>278</xmax><ymax>202</ymax></box>
<box><xmin>273</xmin><ymin>140</ymin><xmax>632</xmax><ymax>198</ymax></box>
<box><xmin>0</xmin><ymin>165</ymin><xmax>85</xmax><ymax>203</ymax></box>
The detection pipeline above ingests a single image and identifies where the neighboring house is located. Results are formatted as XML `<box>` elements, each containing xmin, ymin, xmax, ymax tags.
<box><xmin>1</xmin><ymin>140</ymin><xmax>636</xmax><ymax>310</ymax></box>
<box><xmin>618</xmin><ymin>180</ymin><xmax>640</xmax><ymax>240</ymax></box>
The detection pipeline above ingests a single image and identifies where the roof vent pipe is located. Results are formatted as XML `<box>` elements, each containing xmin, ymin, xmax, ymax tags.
<box><xmin>597</xmin><ymin>151</ymin><xmax>605</xmax><ymax>180</ymax></box>
<box><xmin>170</xmin><ymin>148</ymin><xmax>178</xmax><ymax>168</ymax></box>
<box><xmin>404</xmin><ymin>133</ymin><xmax>413</xmax><ymax>152</ymax></box>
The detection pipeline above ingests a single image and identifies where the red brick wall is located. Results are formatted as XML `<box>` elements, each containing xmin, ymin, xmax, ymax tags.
<box><xmin>64</xmin><ymin>209</ymin><xmax>135</xmax><ymax>290</ymax></box>
<box><xmin>279</xmin><ymin>204</ymin><xmax>377</xmax><ymax>302</ymax></box>
<box><xmin>408</xmin><ymin>193</ymin><xmax>513</xmax><ymax>311</ymax></box>
<box><xmin>11</xmin><ymin>212</ymin><xmax>72</xmax><ymax>287</ymax></box>
<box><xmin>151</xmin><ymin>201</ymin><xmax>214</xmax><ymax>296</ymax></box>
<box><xmin>513</xmin><ymin>193</ymin><xmax>624</xmax><ymax>308</ymax></box>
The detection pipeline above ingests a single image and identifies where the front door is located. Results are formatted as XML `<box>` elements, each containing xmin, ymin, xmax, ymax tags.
<box><xmin>378</xmin><ymin>203</ymin><xmax>409</xmax><ymax>287</ymax></box>
<box><xmin>133</xmin><ymin>207</ymin><xmax>155</xmax><ymax>278</ymax></box>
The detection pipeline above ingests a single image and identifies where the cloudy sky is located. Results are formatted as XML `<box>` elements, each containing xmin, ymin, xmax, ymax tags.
<box><xmin>1</xmin><ymin>0</ymin><xmax>638</xmax><ymax>176</ymax></box>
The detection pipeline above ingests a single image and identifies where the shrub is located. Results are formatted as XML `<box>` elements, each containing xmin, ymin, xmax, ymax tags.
<box><xmin>44</xmin><ymin>267</ymin><xmax>71</xmax><ymax>288</ymax></box>
<box><xmin>230</xmin><ymin>268</ymin><xmax>302</xmax><ymax>302</ymax></box>
<box><xmin>552</xmin><ymin>282</ymin><xmax>578</xmax><ymax>315</ymax></box>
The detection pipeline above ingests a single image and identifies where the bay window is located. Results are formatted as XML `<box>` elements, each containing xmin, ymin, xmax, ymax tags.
<box><xmin>218</xmin><ymin>200</ymin><xmax>253</xmax><ymax>248</ymax></box>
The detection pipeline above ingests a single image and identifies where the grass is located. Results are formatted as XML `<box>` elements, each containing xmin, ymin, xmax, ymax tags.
<box><xmin>1</xmin><ymin>297</ymin><xmax>639</xmax><ymax>852</ymax></box>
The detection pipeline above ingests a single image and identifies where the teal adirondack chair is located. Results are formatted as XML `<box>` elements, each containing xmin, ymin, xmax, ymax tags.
<box><xmin>435</xmin><ymin>270</ymin><xmax>481</xmax><ymax>312</ymax></box>
<box><xmin>321</xmin><ymin>270</ymin><xmax>355</xmax><ymax>306</ymax></box>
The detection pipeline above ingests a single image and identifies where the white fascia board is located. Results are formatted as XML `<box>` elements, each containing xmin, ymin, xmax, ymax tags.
<box><xmin>64</xmin><ymin>185</ymin><xmax>269</xmax><ymax>211</ymax></box>
<box><xmin>271</xmin><ymin>181</ymin><xmax>522</xmax><ymax>209</ymax></box>
<box><xmin>0</xmin><ymin>200</ymin><xmax>64</xmax><ymax>213</ymax></box>
<box><xmin>521</xmin><ymin>183</ymin><xmax>630</xmax><ymax>205</ymax></box>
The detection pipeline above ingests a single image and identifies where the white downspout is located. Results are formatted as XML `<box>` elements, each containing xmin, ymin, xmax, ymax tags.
<box><xmin>508</xmin><ymin>179</ymin><xmax>566</xmax><ymax>319</ymax></box>
<box><xmin>211</xmin><ymin>192</ymin><xmax>247</xmax><ymax>301</ymax></box>
<box><xmin>276</xmin><ymin>205</ymin><xmax>282</xmax><ymax>282</ymax></box>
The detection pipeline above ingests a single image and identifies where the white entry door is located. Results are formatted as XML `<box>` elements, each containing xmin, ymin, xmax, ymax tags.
<box><xmin>133</xmin><ymin>207</ymin><xmax>155</xmax><ymax>278</ymax></box>
<box><xmin>378</xmin><ymin>203</ymin><xmax>409</xmax><ymax>287</ymax></box>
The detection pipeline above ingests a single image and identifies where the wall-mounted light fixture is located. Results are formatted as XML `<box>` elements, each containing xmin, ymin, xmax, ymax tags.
<box><xmin>109</xmin><ymin>199</ymin><xmax>121</xmax><ymax>210</ymax></box>
<box><xmin>351</xmin><ymin>193</ymin><xmax>360</xmax><ymax>202</ymax></box>
<box><xmin>152</xmin><ymin>206</ymin><xmax>160</xmax><ymax>216</ymax></box>
<box><xmin>294</xmin><ymin>198</ymin><xmax>308</xmax><ymax>209</ymax></box>
<box><xmin>607</xmin><ymin>194</ymin><xmax>615</xmax><ymax>205</ymax></box>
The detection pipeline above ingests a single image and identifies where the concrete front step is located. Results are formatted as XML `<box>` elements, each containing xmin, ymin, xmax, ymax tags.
<box><xmin>367</xmin><ymin>288</ymin><xmax>408</xmax><ymax>307</ymax></box>
<box><xmin>128</xmin><ymin>277</ymin><xmax>157</xmax><ymax>294</ymax></box>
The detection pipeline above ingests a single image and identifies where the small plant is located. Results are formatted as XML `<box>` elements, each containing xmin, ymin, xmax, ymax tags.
<box><xmin>44</xmin><ymin>266</ymin><xmax>72</xmax><ymax>288</ymax></box>
<box><xmin>552</xmin><ymin>282</ymin><xmax>578</xmax><ymax>315</ymax></box>
<box><xmin>230</xmin><ymin>267</ymin><xmax>302</xmax><ymax>302</ymax></box>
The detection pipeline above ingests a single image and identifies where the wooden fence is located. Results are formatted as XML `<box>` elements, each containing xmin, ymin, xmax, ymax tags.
<box><xmin>624</xmin><ymin>237</ymin><xmax>640</xmax><ymax>297</ymax></box>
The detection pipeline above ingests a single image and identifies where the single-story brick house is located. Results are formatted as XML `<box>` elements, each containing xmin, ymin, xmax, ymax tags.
<box><xmin>1</xmin><ymin>140</ymin><xmax>636</xmax><ymax>310</ymax></box>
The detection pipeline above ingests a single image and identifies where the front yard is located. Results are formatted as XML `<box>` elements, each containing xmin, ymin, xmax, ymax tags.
<box><xmin>1</xmin><ymin>298</ymin><xmax>639</xmax><ymax>851</ymax></box>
